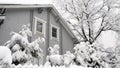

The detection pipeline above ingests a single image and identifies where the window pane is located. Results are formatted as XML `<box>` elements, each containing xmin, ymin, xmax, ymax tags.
<box><xmin>52</xmin><ymin>27</ymin><xmax>57</xmax><ymax>38</ymax></box>
<box><xmin>37</xmin><ymin>21</ymin><xmax>43</xmax><ymax>32</ymax></box>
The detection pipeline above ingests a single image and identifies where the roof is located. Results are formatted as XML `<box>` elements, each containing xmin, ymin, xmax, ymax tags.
<box><xmin>0</xmin><ymin>4</ymin><xmax>79</xmax><ymax>44</ymax></box>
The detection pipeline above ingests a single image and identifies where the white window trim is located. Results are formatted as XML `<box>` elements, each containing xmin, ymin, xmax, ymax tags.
<box><xmin>34</xmin><ymin>16</ymin><xmax>46</xmax><ymax>36</ymax></box>
<box><xmin>50</xmin><ymin>24</ymin><xmax>60</xmax><ymax>40</ymax></box>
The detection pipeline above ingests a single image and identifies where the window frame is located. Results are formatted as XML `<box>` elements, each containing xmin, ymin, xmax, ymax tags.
<box><xmin>50</xmin><ymin>24</ymin><xmax>60</xmax><ymax>40</ymax></box>
<box><xmin>34</xmin><ymin>16</ymin><xmax>46</xmax><ymax>36</ymax></box>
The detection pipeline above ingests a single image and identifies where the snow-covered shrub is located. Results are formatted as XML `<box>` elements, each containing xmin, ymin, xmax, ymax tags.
<box><xmin>48</xmin><ymin>47</ymin><xmax>55</xmax><ymax>55</ymax></box>
<box><xmin>11</xmin><ymin>44</ymin><xmax>21</xmax><ymax>52</ymax></box>
<box><xmin>73</xmin><ymin>42</ymin><xmax>90</xmax><ymax>66</ymax></box>
<box><xmin>64</xmin><ymin>51</ymin><xmax>75</xmax><ymax>65</ymax></box>
<box><xmin>48</xmin><ymin>44</ymin><xmax>60</xmax><ymax>55</ymax></box>
<box><xmin>19</xmin><ymin>25</ymin><xmax>32</xmax><ymax>37</ymax></box>
<box><xmin>0</xmin><ymin>46</ymin><xmax>12</xmax><ymax>68</ymax></box>
<box><xmin>46</xmin><ymin>44</ymin><xmax>64</xmax><ymax>66</ymax></box>
<box><xmin>53</xmin><ymin>44</ymin><xmax>60</xmax><ymax>54</ymax></box>
<box><xmin>4</xmin><ymin>24</ymin><xmax>44</xmax><ymax>65</ymax></box>
<box><xmin>5</xmin><ymin>25</ymin><xmax>32</xmax><ymax>49</ymax></box>
<box><xmin>101</xmin><ymin>47</ymin><xmax>120</xmax><ymax>68</ymax></box>
<box><xmin>12</xmin><ymin>50</ymin><xmax>30</xmax><ymax>65</ymax></box>
<box><xmin>73</xmin><ymin>42</ymin><xmax>106</xmax><ymax>68</ymax></box>
<box><xmin>29</xmin><ymin>37</ymin><xmax>44</xmax><ymax>58</ymax></box>
<box><xmin>46</xmin><ymin>55</ymin><xmax>64</xmax><ymax>66</ymax></box>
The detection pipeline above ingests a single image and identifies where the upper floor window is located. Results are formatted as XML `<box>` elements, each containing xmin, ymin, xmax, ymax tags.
<box><xmin>51</xmin><ymin>24</ymin><xmax>59</xmax><ymax>39</ymax></box>
<box><xmin>37</xmin><ymin>21</ymin><xmax>43</xmax><ymax>33</ymax></box>
<box><xmin>34</xmin><ymin>17</ymin><xmax>46</xmax><ymax>35</ymax></box>
<box><xmin>52</xmin><ymin>27</ymin><xmax>57</xmax><ymax>38</ymax></box>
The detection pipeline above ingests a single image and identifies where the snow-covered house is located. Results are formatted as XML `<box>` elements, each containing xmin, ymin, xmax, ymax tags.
<box><xmin>0</xmin><ymin>4</ymin><xmax>78</xmax><ymax>63</ymax></box>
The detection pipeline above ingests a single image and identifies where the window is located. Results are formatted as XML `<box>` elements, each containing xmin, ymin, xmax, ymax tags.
<box><xmin>34</xmin><ymin>17</ymin><xmax>46</xmax><ymax>35</ymax></box>
<box><xmin>37</xmin><ymin>21</ymin><xmax>43</xmax><ymax>33</ymax></box>
<box><xmin>51</xmin><ymin>24</ymin><xmax>59</xmax><ymax>39</ymax></box>
<box><xmin>52</xmin><ymin>27</ymin><xmax>57</xmax><ymax>38</ymax></box>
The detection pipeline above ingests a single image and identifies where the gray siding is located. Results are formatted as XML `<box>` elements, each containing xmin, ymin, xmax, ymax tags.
<box><xmin>31</xmin><ymin>8</ymin><xmax>48</xmax><ymax>64</ymax></box>
<box><xmin>49</xmin><ymin>12</ymin><xmax>74</xmax><ymax>54</ymax></box>
<box><xmin>31</xmin><ymin>9</ymin><xmax>47</xmax><ymax>55</ymax></box>
<box><xmin>62</xmin><ymin>26</ymin><xmax>74</xmax><ymax>54</ymax></box>
<box><xmin>49</xmin><ymin>12</ymin><xmax>60</xmax><ymax>47</ymax></box>
<box><xmin>0</xmin><ymin>8</ymin><xmax>30</xmax><ymax>45</ymax></box>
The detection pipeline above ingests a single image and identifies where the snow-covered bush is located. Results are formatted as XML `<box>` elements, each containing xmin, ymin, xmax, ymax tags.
<box><xmin>11</xmin><ymin>44</ymin><xmax>21</xmax><ymax>52</ymax></box>
<box><xmin>12</xmin><ymin>50</ymin><xmax>30</xmax><ymax>65</ymax></box>
<box><xmin>29</xmin><ymin>37</ymin><xmax>44</xmax><ymax>58</ymax></box>
<box><xmin>73</xmin><ymin>42</ymin><xmax>90</xmax><ymax>66</ymax></box>
<box><xmin>101</xmin><ymin>47</ymin><xmax>120</xmax><ymax>68</ymax></box>
<box><xmin>53</xmin><ymin>44</ymin><xmax>60</xmax><ymax>54</ymax></box>
<box><xmin>4</xmin><ymin>24</ymin><xmax>44</xmax><ymax>65</ymax></box>
<box><xmin>73</xmin><ymin>42</ymin><xmax>107</xmax><ymax>68</ymax></box>
<box><xmin>0</xmin><ymin>46</ymin><xmax>12</xmax><ymax>68</ymax></box>
<box><xmin>64</xmin><ymin>51</ymin><xmax>75</xmax><ymax>65</ymax></box>
<box><xmin>73</xmin><ymin>41</ymin><xmax>120</xmax><ymax>68</ymax></box>
<box><xmin>6</xmin><ymin>25</ymin><xmax>32</xmax><ymax>49</ymax></box>
<box><xmin>46</xmin><ymin>55</ymin><xmax>64</xmax><ymax>66</ymax></box>
<box><xmin>48</xmin><ymin>44</ymin><xmax>60</xmax><ymax>55</ymax></box>
<box><xmin>6</xmin><ymin>31</ymin><xmax>29</xmax><ymax>49</ymax></box>
<box><xmin>46</xmin><ymin>44</ymin><xmax>64</xmax><ymax>66</ymax></box>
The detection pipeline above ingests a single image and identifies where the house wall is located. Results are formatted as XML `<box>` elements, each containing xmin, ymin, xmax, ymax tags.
<box><xmin>0</xmin><ymin>8</ymin><xmax>30</xmax><ymax>45</ymax></box>
<box><xmin>31</xmin><ymin>8</ymin><xmax>48</xmax><ymax>64</ymax></box>
<box><xmin>32</xmin><ymin>8</ymin><xmax>48</xmax><ymax>54</ymax></box>
<box><xmin>62</xmin><ymin>26</ymin><xmax>74</xmax><ymax>54</ymax></box>
<box><xmin>0</xmin><ymin>7</ymin><xmax>74</xmax><ymax>64</ymax></box>
<box><xmin>49</xmin><ymin>12</ymin><xmax>60</xmax><ymax>47</ymax></box>
<box><xmin>49</xmin><ymin>11</ymin><xmax>74</xmax><ymax>54</ymax></box>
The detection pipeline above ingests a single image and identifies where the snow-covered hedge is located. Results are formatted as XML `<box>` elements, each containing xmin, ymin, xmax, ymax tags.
<box><xmin>11</xmin><ymin>64</ymin><xmax>90</xmax><ymax>68</ymax></box>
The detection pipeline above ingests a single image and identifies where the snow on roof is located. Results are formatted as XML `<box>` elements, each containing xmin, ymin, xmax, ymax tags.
<box><xmin>0</xmin><ymin>0</ymin><xmax>52</xmax><ymax>4</ymax></box>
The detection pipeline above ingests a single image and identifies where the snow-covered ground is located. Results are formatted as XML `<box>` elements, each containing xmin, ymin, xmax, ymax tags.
<box><xmin>12</xmin><ymin>64</ymin><xmax>90</xmax><ymax>68</ymax></box>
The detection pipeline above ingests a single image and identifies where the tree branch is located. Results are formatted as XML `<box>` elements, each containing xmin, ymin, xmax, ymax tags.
<box><xmin>81</xmin><ymin>22</ymin><xmax>89</xmax><ymax>42</ymax></box>
<box><xmin>73</xmin><ymin>28</ymin><xmax>85</xmax><ymax>39</ymax></box>
<box><xmin>65</xmin><ymin>4</ymin><xmax>75</xmax><ymax>14</ymax></box>
<box><xmin>88</xmin><ymin>21</ymin><xmax>93</xmax><ymax>44</ymax></box>
<box><xmin>92</xmin><ymin>14</ymin><xmax>106</xmax><ymax>43</ymax></box>
<box><xmin>92</xmin><ymin>27</ymin><xmax>104</xmax><ymax>43</ymax></box>
<box><xmin>90</xmin><ymin>0</ymin><xmax>105</xmax><ymax>18</ymax></box>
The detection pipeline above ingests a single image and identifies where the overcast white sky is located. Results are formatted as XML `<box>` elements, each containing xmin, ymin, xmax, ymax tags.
<box><xmin>0</xmin><ymin>0</ymin><xmax>52</xmax><ymax>4</ymax></box>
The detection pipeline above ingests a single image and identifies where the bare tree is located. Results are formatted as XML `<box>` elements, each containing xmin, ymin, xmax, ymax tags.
<box><xmin>54</xmin><ymin>0</ymin><xmax>120</xmax><ymax>44</ymax></box>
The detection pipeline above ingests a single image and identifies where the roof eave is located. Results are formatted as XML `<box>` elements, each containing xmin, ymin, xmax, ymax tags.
<box><xmin>0</xmin><ymin>4</ymin><xmax>53</xmax><ymax>8</ymax></box>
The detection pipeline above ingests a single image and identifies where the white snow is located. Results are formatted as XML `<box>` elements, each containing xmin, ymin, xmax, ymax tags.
<box><xmin>46</xmin><ymin>44</ymin><xmax>64</xmax><ymax>66</ymax></box>
<box><xmin>12</xmin><ymin>44</ymin><xmax>21</xmax><ymax>52</ymax></box>
<box><xmin>0</xmin><ymin>46</ymin><xmax>12</xmax><ymax>65</ymax></box>
<box><xmin>74</xmin><ymin>42</ymin><xmax>90</xmax><ymax>65</ymax></box>
<box><xmin>12</xmin><ymin>50</ymin><xmax>29</xmax><ymax>62</ymax></box>
<box><xmin>12</xmin><ymin>64</ymin><xmax>91</xmax><ymax>68</ymax></box>
<box><xmin>47</xmin><ymin>55</ymin><xmax>64</xmax><ymax>66</ymax></box>
<box><xmin>0</xmin><ymin>0</ymin><xmax>52</xmax><ymax>4</ymax></box>
<box><xmin>64</xmin><ymin>51</ymin><xmax>75</xmax><ymax>65</ymax></box>
<box><xmin>29</xmin><ymin>37</ymin><xmax>44</xmax><ymax>58</ymax></box>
